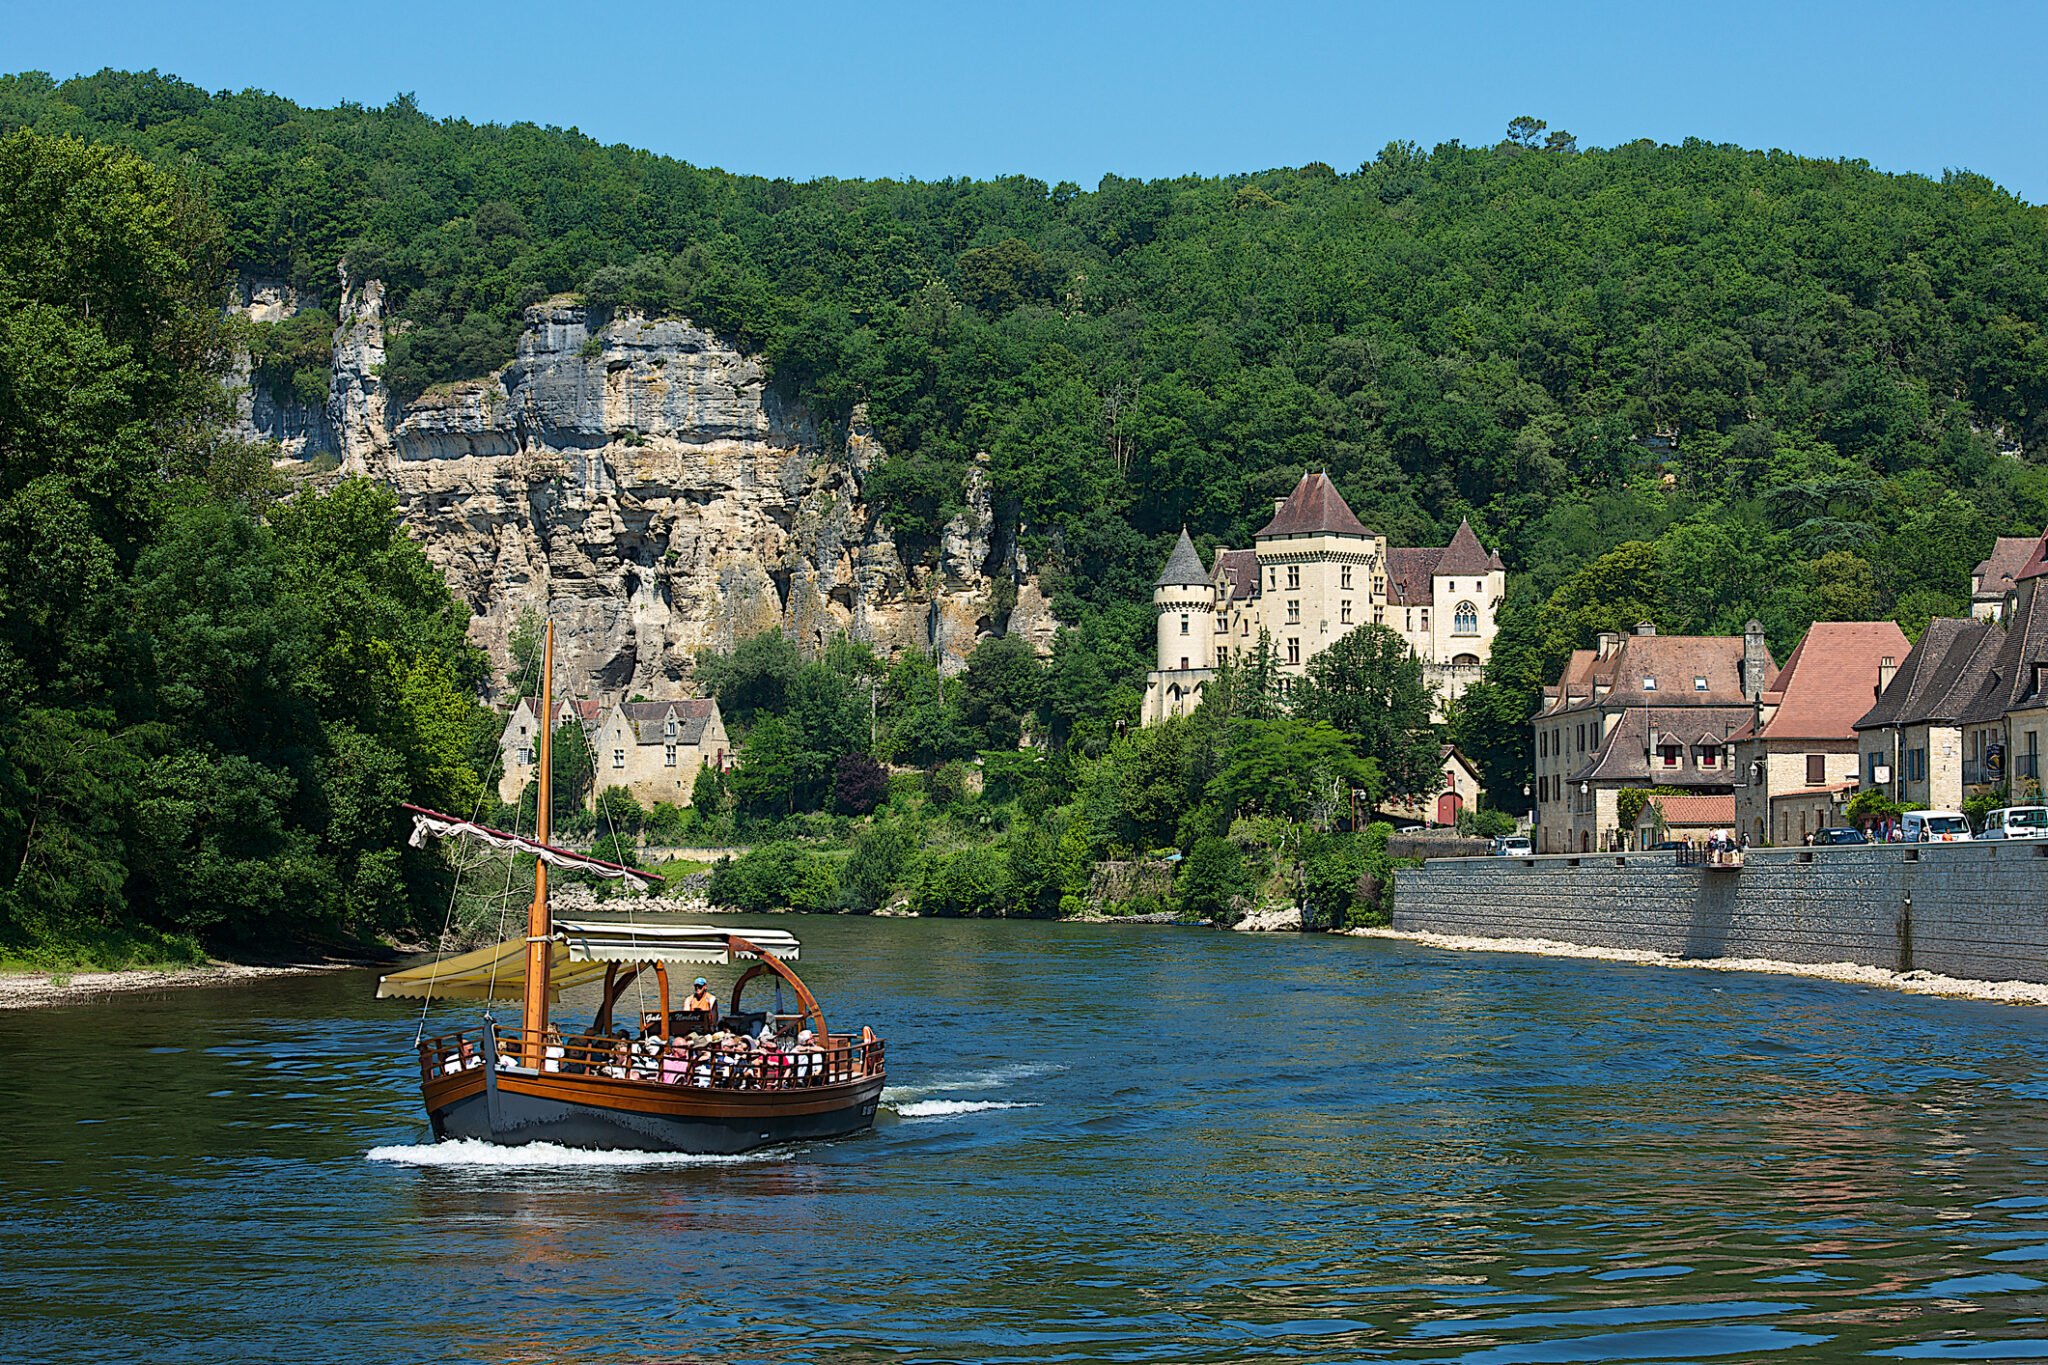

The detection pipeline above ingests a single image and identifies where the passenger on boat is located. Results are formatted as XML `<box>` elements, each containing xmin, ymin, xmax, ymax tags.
<box><xmin>660</xmin><ymin>1036</ymin><xmax>692</xmax><ymax>1084</ymax></box>
<box><xmin>542</xmin><ymin>1028</ymin><xmax>566</xmax><ymax>1073</ymax></box>
<box><xmin>443</xmin><ymin>1039</ymin><xmax>479</xmax><ymax>1075</ymax></box>
<box><xmin>602</xmin><ymin>1040</ymin><xmax>631</xmax><ymax>1078</ymax></box>
<box><xmin>750</xmin><ymin>1033</ymin><xmax>789</xmax><ymax>1089</ymax></box>
<box><xmin>793</xmin><ymin>1030</ymin><xmax>822</xmax><ymax>1084</ymax></box>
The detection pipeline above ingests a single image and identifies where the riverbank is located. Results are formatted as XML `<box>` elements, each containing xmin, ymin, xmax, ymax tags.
<box><xmin>0</xmin><ymin>961</ymin><xmax>361</xmax><ymax>1010</ymax></box>
<box><xmin>1351</xmin><ymin>926</ymin><xmax>2048</xmax><ymax>1006</ymax></box>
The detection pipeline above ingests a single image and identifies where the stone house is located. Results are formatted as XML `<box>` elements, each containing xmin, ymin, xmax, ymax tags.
<box><xmin>1531</xmin><ymin>622</ymin><xmax>1776</xmax><ymax>853</ymax></box>
<box><xmin>1629</xmin><ymin>792</ymin><xmax>1738</xmax><ymax>845</ymax></box>
<box><xmin>1142</xmin><ymin>472</ymin><xmax>1505</xmax><ymax>725</ymax></box>
<box><xmin>1857</xmin><ymin>531</ymin><xmax>2048</xmax><ymax>813</ymax></box>
<box><xmin>497</xmin><ymin>696</ymin><xmax>607</xmax><ymax>804</ymax></box>
<box><xmin>1851</xmin><ymin>617</ymin><xmax>2000</xmax><ymax>814</ymax></box>
<box><xmin>587</xmin><ymin>699</ymin><xmax>730</xmax><ymax>808</ymax></box>
<box><xmin>1729</xmin><ymin>620</ymin><xmax>1909</xmax><ymax>846</ymax></box>
<box><xmin>1379</xmin><ymin>746</ymin><xmax>1486</xmax><ymax>828</ymax></box>
<box><xmin>1973</xmin><ymin>536</ymin><xmax>2038</xmax><ymax>621</ymax></box>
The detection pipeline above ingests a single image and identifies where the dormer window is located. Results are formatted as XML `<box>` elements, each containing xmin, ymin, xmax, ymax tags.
<box><xmin>1642</xmin><ymin>677</ymin><xmax>1657</xmax><ymax>691</ymax></box>
<box><xmin>1693</xmin><ymin>677</ymin><xmax>1708</xmax><ymax>691</ymax></box>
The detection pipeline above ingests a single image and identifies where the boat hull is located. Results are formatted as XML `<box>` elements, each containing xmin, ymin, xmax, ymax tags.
<box><xmin>423</xmin><ymin>1068</ymin><xmax>886</xmax><ymax>1154</ymax></box>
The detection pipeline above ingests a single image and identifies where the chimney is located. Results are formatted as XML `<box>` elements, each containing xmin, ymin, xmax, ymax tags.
<box><xmin>1741</xmin><ymin>619</ymin><xmax>1768</xmax><ymax>701</ymax></box>
<box><xmin>1595</xmin><ymin>631</ymin><xmax>1621</xmax><ymax>660</ymax></box>
<box><xmin>1634</xmin><ymin>621</ymin><xmax>1656</xmax><ymax>636</ymax></box>
<box><xmin>1877</xmin><ymin>655</ymin><xmax>1899</xmax><ymax>700</ymax></box>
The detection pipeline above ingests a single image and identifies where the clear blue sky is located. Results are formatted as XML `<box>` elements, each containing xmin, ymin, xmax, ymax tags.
<box><xmin>10</xmin><ymin>0</ymin><xmax>2046</xmax><ymax>202</ymax></box>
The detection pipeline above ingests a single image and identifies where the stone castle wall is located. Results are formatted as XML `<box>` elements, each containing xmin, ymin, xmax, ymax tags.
<box><xmin>1395</xmin><ymin>843</ymin><xmax>2048</xmax><ymax>983</ymax></box>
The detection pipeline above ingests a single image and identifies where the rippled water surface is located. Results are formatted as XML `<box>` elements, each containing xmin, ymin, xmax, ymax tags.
<box><xmin>8</xmin><ymin>919</ymin><xmax>2048</xmax><ymax>1363</ymax></box>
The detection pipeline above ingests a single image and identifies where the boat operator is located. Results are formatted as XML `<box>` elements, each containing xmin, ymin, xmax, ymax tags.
<box><xmin>684</xmin><ymin>976</ymin><xmax>719</xmax><ymax>1025</ymax></box>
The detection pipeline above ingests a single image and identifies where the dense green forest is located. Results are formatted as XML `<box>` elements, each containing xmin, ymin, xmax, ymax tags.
<box><xmin>0</xmin><ymin>127</ymin><xmax>496</xmax><ymax>965</ymax></box>
<box><xmin>7</xmin><ymin>68</ymin><xmax>2047</xmax><ymax>809</ymax></box>
<box><xmin>6</xmin><ymin>68</ymin><xmax>2048</xmax><ymax>955</ymax></box>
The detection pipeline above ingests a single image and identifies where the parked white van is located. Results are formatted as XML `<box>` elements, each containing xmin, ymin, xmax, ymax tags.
<box><xmin>1977</xmin><ymin>807</ymin><xmax>2048</xmax><ymax>840</ymax></box>
<box><xmin>1901</xmin><ymin>810</ymin><xmax>1973</xmax><ymax>843</ymax></box>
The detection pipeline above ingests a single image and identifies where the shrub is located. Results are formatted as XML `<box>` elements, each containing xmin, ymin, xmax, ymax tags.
<box><xmin>909</xmin><ymin>846</ymin><xmax>1014</xmax><ymax>917</ymax></box>
<box><xmin>927</xmin><ymin>760</ymin><xmax>971</xmax><ymax>809</ymax></box>
<box><xmin>642</xmin><ymin>800</ymin><xmax>694</xmax><ymax>844</ymax></box>
<box><xmin>836</xmin><ymin>825</ymin><xmax>911</xmax><ymax>913</ymax></box>
<box><xmin>1178</xmin><ymin>836</ymin><xmax>1250</xmax><ymax>923</ymax></box>
<box><xmin>706</xmin><ymin>841</ymin><xmax>839</xmax><ymax>912</ymax></box>
<box><xmin>833</xmin><ymin>753</ymin><xmax>890</xmax><ymax>815</ymax></box>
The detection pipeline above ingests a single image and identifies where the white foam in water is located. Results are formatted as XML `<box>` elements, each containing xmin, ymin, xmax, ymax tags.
<box><xmin>366</xmin><ymin>1138</ymin><xmax>766</xmax><ymax>1168</ymax></box>
<box><xmin>892</xmin><ymin>1099</ymin><xmax>1039</xmax><ymax>1118</ymax></box>
<box><xmin>883</xmin><ymin>1061</ymin><xmax>1062</xmax><ymax>1104</ymax></box>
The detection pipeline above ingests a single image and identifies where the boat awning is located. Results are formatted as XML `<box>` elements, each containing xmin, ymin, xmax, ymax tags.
<box><xmin>375</xmin><ymin>941</ymin><xmax>611</xmax><ymax>1002</ymax></box>
<box><xmin>374</xmin><ymin>925</ymin><xmax>801</xmax><ymax>1000</ymax></box>
<box><xmin>553</xmin><ymin>921</ymin><xmax>800</xmax><ymax>965</ymax></box>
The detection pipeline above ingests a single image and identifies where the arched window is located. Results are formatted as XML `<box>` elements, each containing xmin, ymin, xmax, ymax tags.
<box><xmin>1453</xmin><ymin>652</ymin><xmax>1480</xmax><ymax>667</ymax></box>
<box><xmin>1453</xmin><ymin>601</ymin><xmax>1479</xmax><ymax>635</ymax></box>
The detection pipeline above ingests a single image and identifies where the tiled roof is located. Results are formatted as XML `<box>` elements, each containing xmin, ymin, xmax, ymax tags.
<box><xmin>1573</xmin><ymin>704</ymin><xmax>1753</xmax><ymax>784</ymax></box>
<box><xmin>1541</xmin><ymin>633</ymin><xmax>1771</xmax><ymax>716</ymax></box>
<box><xmin>2015</xmin><ymin>535</ymin><xmax>2048</xmax><ymax>584</ymax></box>
<box><xmin>1974</xmin><ymin>536</ymin><xmax>2040</xmax><ymax>599</ymax></box>
<box><xmin>1215</xmin><ymin>548</ymin><xmax>1260</xmax><ymax>601</ymax></box>
<box><xmin>1154</xmin><ymin>528</ymin><xmax>1210</xmax><ymax>587</ymax></box>
<box><xmin>616</xmin><ymin>698</ymin><xmax>720</xmax><ymax>746</ymax></box>
<box><xmin>1255</xmin><ymin>472</ymin><xmax>1371</xmax><ymax>539</ymax></box>
<box><xmin>1964</xmin><ymin>578</ymin><xmax>2048</xmax><ymax>721</ymax></box>
<box><xmin>1435</xmin><ymin>519</ymin><xmax>1496</xmax><ymax>578</ymax></box>
<box><xmin>1385</xmin><ymin>547</ymin><xmax>1443</xmax><ymax>605</ymax></box>
<box><xmin>1643</xmin><ymin>793</ymin><xmax>1738</xmax><ymax>827</ymax></box>
<box><xmin>1866</xmin><ymin>619</ymin><xmax>2002</xmax><ymax>727</ymax></box>
<box><xmin>1746</xmin><ymin>621</ymin><xmax>1911</xmax><ymax>741</ymax></box>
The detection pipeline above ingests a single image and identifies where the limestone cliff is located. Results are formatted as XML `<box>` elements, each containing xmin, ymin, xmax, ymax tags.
<box><xmin>237</xmin><ymin>279</ymin><xmax>1054</xmax><ymax>699</ymax></box>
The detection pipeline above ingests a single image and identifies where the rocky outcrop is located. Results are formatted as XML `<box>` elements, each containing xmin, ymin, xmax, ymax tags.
<box><xmin>250</xmin><ymin>280</ymin><xmax>1055</xmax><ymax>698</ymax></box>
<box><xmin>228</xmin><ymin>276</ymin><xmax>335</xmax><ymax>458</ymax></box>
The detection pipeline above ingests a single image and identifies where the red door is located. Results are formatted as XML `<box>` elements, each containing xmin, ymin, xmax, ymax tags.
<box><xmin>1437</xmin><ymin>792</ymin><xmax>1462</xmax><ymax>826</ymax></box>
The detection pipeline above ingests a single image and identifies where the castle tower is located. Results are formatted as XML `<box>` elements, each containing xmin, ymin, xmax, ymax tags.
<box><xmin>1153</xmin><ymin>527</ymin><xmax>1214</xmax><ymax>674</ymax></box>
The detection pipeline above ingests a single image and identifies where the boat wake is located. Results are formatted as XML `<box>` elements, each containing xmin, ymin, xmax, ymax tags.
<box><xmin>882</xmin><ymin>1061</ymin><xmax>1063</xmax><ymax>1104</ymax></box>
<box><xmin>892</xmin><ymin>1099</ymin><xmax>1039</xmax><ymax>1118</ymax></box>
<box><xmin>366</xmin><ymin>1139</ymin><xmax>767</xmax><ymax>1168</ymax></box>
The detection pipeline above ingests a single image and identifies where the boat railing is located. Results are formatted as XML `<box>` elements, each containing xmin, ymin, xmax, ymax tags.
<box><xmin>418</xmin><ymin>1026</ymin><xmax>883</xmax><ymax>1090</ymax></box>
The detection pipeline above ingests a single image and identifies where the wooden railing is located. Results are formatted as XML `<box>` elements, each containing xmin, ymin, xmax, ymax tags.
<box><xmin>418</xmin><ymin>1026</ymin><xmax>883</xmax><ymax>1090</ymax></box>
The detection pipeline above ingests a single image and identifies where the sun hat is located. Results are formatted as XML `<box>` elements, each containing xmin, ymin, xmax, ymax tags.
<box><xmin>694</xmin><ymin>977</ymin><xmax>707</xmax><ymax>987</ymax></box>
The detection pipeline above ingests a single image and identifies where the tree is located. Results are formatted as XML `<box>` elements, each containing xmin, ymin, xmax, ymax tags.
<box><xmin>506</xmin><ymin>608</ymin><xmax>544</xmax><ymax>691</ymax></box>
<box><xmin>832</xmin><ymin>753</ymin><xmax>889</xmax><ymax>815</ymax></box>
<box><xmin>727</xmin><ymin>714</ymin><xmax>801</xmax><ymax>817</ymax></box>
<box><xmin>548</xmin><ymin>720</ymin><xmax>594</xmax><ymax>816</ymax></box>
<box><xmin>695</xmin><ymin>630</ymin><xmax>802</xmax><ymax>729</ymax></box>
<box><xmin>883</xmin><ymin>650</ymin><xmax>968</xmax><ymax>766</ymax></box>
<box><xmin>1177</xmin><ymin>836</ymin><xmax>1250</xmax><ymax>923</ymax></box>
<box><xmin>1207</xmin><ymin>718</ymin><xmax>1382</xmax><ymax>822</ymax></box>
<box><xmin>1292</xmin><ymin>625</ymin><xmax>1443</xmax><ymax>800</ymax></box>
<box><xmin>958</xmin><ymin>634</ymin><xmax>1042</xmax><ymax>750</ymax></box>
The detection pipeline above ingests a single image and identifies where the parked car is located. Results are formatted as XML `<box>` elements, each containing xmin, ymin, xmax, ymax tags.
<box><xmin>1977</xmin><ymin>806</ymin><xmax>2048</xmax><ymax>840</ymax></box>
<box><xmin>1900</xmin><ymin>810</ymin><xmax>1973</xmax><ymax>843</ymax></box>
<box><xmin>1812</xmin><ymin>827</ymin><xmax>1870</xmax><ymax>846</ymax></box>
<box><xmin>1493</xmin><ymin>835</ymin><xmax>1532</xmax><ymax>856</ymax></box>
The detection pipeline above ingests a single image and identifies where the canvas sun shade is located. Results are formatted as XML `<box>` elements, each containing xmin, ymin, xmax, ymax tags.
<box><xmin>375</xmin><ymin>925</ymin><xmax>800</xmax><ymax>1001</ymax></box>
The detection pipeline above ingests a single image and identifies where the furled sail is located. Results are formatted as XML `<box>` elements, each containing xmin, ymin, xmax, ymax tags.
<box><xmin>401</xmin><ymin>803</ymin><xmax>663</xmax><ymax>891</ymax></box>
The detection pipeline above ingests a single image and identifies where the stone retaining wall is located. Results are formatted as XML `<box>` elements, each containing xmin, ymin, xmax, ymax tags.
<box><xmin>1395</xmin><ymin>843</ymin><xmax>2048</xmax><ymax>983</ymax></box>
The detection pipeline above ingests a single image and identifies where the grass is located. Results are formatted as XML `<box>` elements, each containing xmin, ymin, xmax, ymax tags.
<box><xmin>0</xmin><ymin>925</ymin><xmax>208</xmax><ymax>974</ymax></box>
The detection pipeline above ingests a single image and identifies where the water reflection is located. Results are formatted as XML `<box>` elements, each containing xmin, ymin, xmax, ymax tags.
<box><xmin>6</xmin><ymin>921</ymin><xmax>2048</xmax><ymax>1361</ymax></box>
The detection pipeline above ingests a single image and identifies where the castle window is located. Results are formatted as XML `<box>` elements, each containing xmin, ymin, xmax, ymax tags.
<box><xmin>1341</xmin><ymin>566</ymin><xmax>1352</xmax><ymax>589</ymax></box>
<box><xmin>1217</xmin><ymin>646</ymin><xmax>1228</xmax><ymax>667</ymax></box>
<box><xmin>1373</xmin><ymin>606</ymin><xmax>1384</xmax><ymax>624</ymax></box>
<box><xmin>1341</xmin><ymin>600</ymin><xmax>1352</xmax><ymax>624</ymax></box>
<box><xmin>1180</xmin><ymin>657</ymin><xmax>1189</xmax><ymax>670</ymax></box>
<box><xmin>1372</xmin><ymin>575</ymin><xmax>1385</xmax><ymax>596</ymax></box>
<box><xmin>613</xmin><ymin>749</ymin><xmax>625</xmax><ymax>768</ymax></box>
<box><xmin>1453</xmin><ymin>653</ymin><xmax>1479</xmax><ymax>666</ymax></box>
<box><xmin>1405</xmin><ymin>609</ymin><xmax>1412</xmax><ymax>631</ymax></box>
<box><xmin>665</xmin><ymin>745</ymin><xmax>677</xmax><ymax>767</ymax></box>
<box><xmin>1241</xmin><ymin>619</ymin><xmax>1249</xmax><ymax>635</ymax></box>
<box><xmin>1180</xmin><ymin>614</ymin><xmax>1189</xmax><ymax>635</ymax></box>
<box><xmin>1287</xmin><ymin>637</ymin><xmax>1301</xmax><ymax>665</ymax></box>
<box><xmin>1268</xmin><ymin>567</ymin><xmax>1276</xmax><ymax>589</ymax></box>
<box><xmin>1287</xmin><ymin>600</ymin><xmax>1300</xmax><ymax>622</ymax></box>
<box><xmin>1421</xmin><ymin>608</ymin><xmax>1430</xmax><ymax>632</ymax></box>
<box><xmin>1453</xmin><ymin>601</ymin><xmax>1478</xmax><ymax>635</ymax></box>
<box><xmin>1287</xmin><ymin>565</ymin><xmax>1300</xmax><ymax>590</ymax></box>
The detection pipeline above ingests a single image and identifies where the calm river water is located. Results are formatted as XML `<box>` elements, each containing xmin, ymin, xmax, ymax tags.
<box><xmin>7</xmin><ymin>919</ymin><xmax>2048</xmax><ymax>1364</ymax></box>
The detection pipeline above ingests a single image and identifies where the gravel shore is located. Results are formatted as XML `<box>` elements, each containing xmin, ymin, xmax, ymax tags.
<box><xmin>0</xmin><ymin>962</ymin><xmax>358</xmax><ymax>1010</ymax></box>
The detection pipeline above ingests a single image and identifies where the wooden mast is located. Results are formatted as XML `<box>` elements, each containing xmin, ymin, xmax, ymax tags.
<box><xmin>520</xmin><ymin>620</ymin><xmax>555</xmax><ymax>1054</ymax></box>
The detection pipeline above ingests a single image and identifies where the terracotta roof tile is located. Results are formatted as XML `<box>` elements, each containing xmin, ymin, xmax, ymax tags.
<box><xmin>1216</xmin><ymin>548</ymin><xmax>1261</xmax><ymax>601</ymax></box>
<box><xmin>1643</xmin><ymin>793</ymin><xmax>1738</xmax><ymax>827</ymax></box>
<box><xmin>1255</xmin><ymin>472</ymin><xmax>1371</xmax><ymax>539</ymax></box>
<box><xmin>1755</xmin><ymin>621</ymin><xmax>1912</xmax><ymax>740</ymax></box>
<box><xmin>1385</xmin><ymin>547</ymin><xmax>1442</xmax><ymax>605</ymax></box>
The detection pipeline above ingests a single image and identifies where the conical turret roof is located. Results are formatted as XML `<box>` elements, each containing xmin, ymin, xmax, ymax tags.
<box><xmin>1153</xmin><ymin>528</ymin><xmax>1210</xmax><ymax>588</ymax></box>
<box><xmin>1435</xmin><ymin>518</ymin><xmax>1496</xmax><ymax>577</ymax></box>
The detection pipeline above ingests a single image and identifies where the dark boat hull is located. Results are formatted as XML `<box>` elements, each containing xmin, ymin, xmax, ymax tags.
<box><xmin>423</xmin><ymin>1067</ymin><xmax>886</xmax><ymax>1154</ymax></box>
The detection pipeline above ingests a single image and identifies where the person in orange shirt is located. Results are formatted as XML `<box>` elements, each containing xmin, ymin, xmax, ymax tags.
<box><xmin>683</xmin><ymin>976</ymin><xmax>718</xmax><ymax>1024</ymax></box>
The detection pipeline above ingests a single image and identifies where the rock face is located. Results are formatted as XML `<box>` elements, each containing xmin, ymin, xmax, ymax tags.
<box><xmin>246</xmin><ymin>280</ymin><xmax>1055</xmax><ymax>699</ymax></box>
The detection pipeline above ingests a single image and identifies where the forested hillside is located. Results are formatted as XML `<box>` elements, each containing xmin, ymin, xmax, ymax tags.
<box><xmin>4</xmin><ymin>68</ymin><xmax>2048</xmax><ymax>945</ymax></box>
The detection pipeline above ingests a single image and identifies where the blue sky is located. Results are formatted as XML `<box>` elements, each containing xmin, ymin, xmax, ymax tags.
<box><xmin>9</xmin><ymin>0</ymin><xmax>2046</xmax><ymax>201</ymax></box>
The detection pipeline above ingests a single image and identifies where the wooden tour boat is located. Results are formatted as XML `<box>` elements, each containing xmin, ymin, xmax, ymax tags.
<box><xmin>377</xmin><ymin>622</ymin><xmax>886</xmax><ymax>1154</ymax></box>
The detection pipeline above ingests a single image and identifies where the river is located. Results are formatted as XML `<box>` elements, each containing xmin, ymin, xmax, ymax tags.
<box><xmin>6</xmin><ymin>917</ymin><xmax>2048</xmax><ymax>1363</ymax></box>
